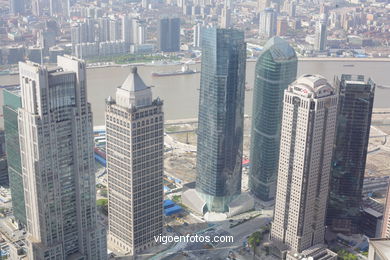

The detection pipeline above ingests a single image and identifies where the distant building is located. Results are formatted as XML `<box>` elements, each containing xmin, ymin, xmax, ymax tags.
<box><xmin>276</xmin><ymin>17</ymin><xmax>288</xmax><ymax>36</ymax></box>
<box><xmin>193</xmin><ymin>22</ymin><xmax>202</xmax><ymax>48</ymax></box>
<box><xmin>270</xmin><ymin>75</ymin><xmax>338</xmax><ymax>259</ymax></box>
<box><xmin>249</xmin><ymin>37</ymin><xmax>297</xmax><ymax>202</ymax></box>
<box><xmin>98</xmin><ymin>17</ymin><xmax>110</xmax><ymax>42</ymax></box>
<box><xmin>27</xmin><ymin>46</ymin><xmax>43</xmax><ymax>63</ymax></box>
<box><xmin>109</xmin><ymin>18</ymin><xmax>121</xmax><ymax>41</ymax></box>
<box><xmin>220</xmin><ymin>7</ymin><xmax>231</xmax><ymax>28</ymax></box>
<box><xmin>368</xmin><ymin>238</ymin><xmax>390</xmax><ymax>260</ymax></box>
<box><xmin>3</xmin><ymin>86</ymin><xmax>26</xmax><ymax>227</ymax></box>
<box><xmin>158</xmin><ymin>17</ymin><xmax>180</xmax><ymax>52</ymax></box>
<box><xmin>106</xmin><ymin>67</ymin><xmax>164</xmax><ymax>255</ymax></box>
<box><xmin>195</xmin><ymin>28</ymin><xmax>246</xmax><ymax>213</ymax></box>
<box><xmin>18</xmin><ymin>56</ymin><xmax>107</xmax><ymax>259</ymax></box>
<box><xmin>259</xmin><ymin>8</ymin><xmax>277</xmax><ymax>39</ymax></box>
<box><xmin>382</xmin><ymin>181</ymin><xmax>390</xmax><ymax>238</ymax></box>
<box><xmin>360</xmin><ymin>208</ymin><xmax>382</xmax><ymax>238</ymax></box>
<box><xmin>9</xmin><ymin>0</ymin><xmax>25</xmax><ymax>15</ymax></box>
<box><xmin>314</xmin><ymin>14</ymin><xmax>327</xmax><ymax>51</ymax></box>
<box><xmin>327</xmin><ymin>75</ymin><xmax>375</xmax><ymax>234</ymax></box>
<box><xmin>0</xmin><ymin>131</ymin><xmax>7</xmax><ymax>187</ymax></box>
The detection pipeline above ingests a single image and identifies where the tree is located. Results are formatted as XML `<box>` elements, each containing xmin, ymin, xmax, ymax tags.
<box><xmin>337</xmin><ymin>249</ymin><xmax>358</xmax><ymax>260</ymax></box>
<box><xmin>96</xmin><ymin>199</ymin><xmax>108</xmax><ymax>216</ymax></box>
<box><xmin>248</xmin><ymin>231</ymin><xmax>262</xmax><ymax>259</ymax></box>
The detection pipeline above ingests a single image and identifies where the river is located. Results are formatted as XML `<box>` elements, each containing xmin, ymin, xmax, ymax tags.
<box><xmin>0</xmin><ymin>59</ymin><xmax>389</xmax><ymax>126</ymax></box>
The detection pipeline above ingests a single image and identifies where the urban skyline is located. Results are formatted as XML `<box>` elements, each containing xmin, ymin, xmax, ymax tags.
<box><xmin>0</xmin><ymin>0</ymin><xmax>389</xmax><ymax>257</ymax></box>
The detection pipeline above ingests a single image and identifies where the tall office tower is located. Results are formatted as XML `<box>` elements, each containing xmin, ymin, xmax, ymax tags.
<box><xmin>196</xmin><ymin>28</ymin><xmax>246</xmax><ymax>213</ymax></box>
<box><xmin>131</xmin><ymin>19</ymin><xmax>140</xmax><ymax>44</ymax></box>
<box><xmin>18</xmin><ymin>56</ymin><xmax>107</xmax><ymax>260</ymax></box>
<box><xmin>288</xmin><ymin>1</ymin><xmax>296</xmax><ymax>17</ymax></box>
<box><xmin>327</xmin><ymin>75</ymin><xmax>375</xmax><ymax>234</ymax></box>
<box><xmin>220</xmin><ymin>7</ymin><xmax>231</xmax><ymax>28</ymax></box>
<box><xmin>122</xmin><ymin>15</ymin><xmax>133</xmax><ymax>43</ymax></box>
<box><xmin>3</xmin><ymin>87</ymin><xmax>26</xmax><ymax>228</ymax></box>
<box><xmin>49</xmin><ymin>0</ymin><xmax>62</xmax><ymax>16</ymax></box>
<box><xmin>382</xmin><ymin>183</ymin><xmax>390</xmax><ymax>238</ymax></box>
<box><xmin>259</xmin><ymin>8</ymin><xmax>277</xmax><ymax>39</ymax></box>
<box><xmin>109</xmin><ymin>18</ymin><xmax>121</xmax><ymax>41</ymax></box>
<box><xmin>314</xmin><ymin>13</ymin><xmax>327</xmax><ymax>51</ymax></box>
<box><xmin>249</xmin><ymin>37</ymin><xmax>297</xmax><ymax>202</ymax></box>
<box><xmin>31</xmin><ymin>0</ymin><xmax>41</xmax><ymax>16</ymax></box>
<box><xmin>257</xmin><ymin>0</ymin><xmax>270</xmax><ymax>12</ymax></box>
<box><xmin>276</xmin><ymin>17</ymin><xmax>288</xmax><ymax>36</ymax></box>
<box><xmin>137</xmin><ymin>20</ymin><xmax>147</xmax><ymax>45</ymax></box>
<box><xmin>85</xmin><ymin>18</ymin><xmax>96</xmax><ymax>42</ymax></box>
<box><xmin>71</xmin><ymin>22</ymin><xmax>91</xmax><ymax>44</ymax></box>
<box><xmin>98</xmin><ymin>17</ymin><xmax>110</xmax><ymax>42</ymax></box>
<box><xmin>141</xmin><ymin>0</ymin><xmax>149</xmax><ymax>8</ymax></box>
<box><xmin>270</xmin><ymin>75</ymin><xmax>338</xmax><ymax>259</ymax></box>
<box><xmin>158</xmin><ymin>18</ymin><xmax>180</xmax><ymax>52</ymax></box>
<box><xmin>106</xmin><ymin>67</ymin><xmax>164</xmax><ymax>255</ymax></box>
<box><xmin>61</xmin><ymin>0</ymin><xmax>70</xmax><ymax>18</ymax></box>
<box><xmin>9</xmin><ymin>0</ymin><xmax>25</xmax><ymax>15</ymax></box>
<box><xmin>193</xmin><ymin>22</ymin><xmax>202</xmax><ymax>48</ymax></box>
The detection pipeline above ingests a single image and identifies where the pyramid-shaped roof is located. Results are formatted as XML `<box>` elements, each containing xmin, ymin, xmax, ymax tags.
<box><xmin>121</xmin><ymin>67</ymin><xmax>149</xmax><ymax>92</ymax></box>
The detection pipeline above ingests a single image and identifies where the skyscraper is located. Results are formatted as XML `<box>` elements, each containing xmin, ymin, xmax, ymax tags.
<box><xmin>276</xmin><ymin>17</ymin><xmax>288</xmax><ymax>36</ymax></box>
<box><xmin>9</xmin><ymin>0</ymin><xmax>25</xmax><ymax>15</ymax></box>
<box><xmin>193</xmin><ymin>22</ymin><xmax>202</xmax><ymax>48</ymax></box>
<box><xmin>109</xmin><ymin>18</ymin><xmax>121</xmax><ymax>41</ymax></box>
<box><xmin>106</xmin><ymin>67</ymin><xmax>164</xmax><ymax>255</ymax></box>
<box><xmin>249</xmin><ymin>37</ymin><xmax>297</xmax><ymax>202</ymax></box>
<box><xmin>220</xmin><ymin>6</ymin><xmax>231</xmax><ymax>28</ymax></box>
<box><xmin>314</xmin><ymin>14</ymin><xmax>327</xmax><ymax>51</ymax></box>
<box><xmin>259</xmin><ymin>8</ymin><xmax>277</xmax><ymax>39</ymax></box>
<box><xmin>3</xmin><ymin>87</ymin><xmax>26</xmax><ymax>227</ymax></box>
<box><xmin>382</xmin><ymin>183</ymin><xmax>390</xmax><ymax>238</ymax></box>
<box><xmin>196</xmin><ymin>28</ymin><xmax>246</xmax><ymax>213</ymax></box>
<box><xmin>158</xmin><ymin>17</ymin><xmax>180</xmax><ymax>52</ymax></box>
<box><xmin>327</xmin><ymin>75</ymin><xmax>375</xmax><ymax>234</ymax></box>
<box><xmin>122</xmin><ymin>15</ymin><xmax>133</xmax><ymax>43</ymax></box>
<box><xmin>270</xmin><ymin>75</ymin><xmax>338</xmax><ymax>259</ymax></box>
<box><xmin>18</xmin><ymin>56</ymin><xmax>107</xmax><ymax>259</ymax></box>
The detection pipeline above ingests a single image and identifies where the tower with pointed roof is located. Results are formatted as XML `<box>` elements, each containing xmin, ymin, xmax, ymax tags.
<box><xmin>249</xmin><ymin>36</ymin><xmax>297</xmax><ymax>202</ymax></box>
<box><xmin>106</xmin><ymin>67</ymin><xmax>164</xmax><ymax>256</ymax></box>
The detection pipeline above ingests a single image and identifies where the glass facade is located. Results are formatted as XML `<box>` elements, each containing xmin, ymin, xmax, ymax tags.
<box><xmin>249</xmin><ymin>37</ymin><xmax>297</xmax><ymax>201</ymax></box>
<box><xmin>3</xmin><ymin>88</ymin><xmax>26</xmax><ymax>227</ymax></box>
<box><xmin>327</xmin><ymin>74</ymin><xmax>375</xmax><ymax>233</ymax></box>
<box><xmin>196</xmin><ymin>28</ymin><xmax>246</xmax><ymax>213</ymax></box>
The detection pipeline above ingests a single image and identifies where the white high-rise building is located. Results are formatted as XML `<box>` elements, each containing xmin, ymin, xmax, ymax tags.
<box><xmin>270</xmin><ymin>75</ymin><xmax>338</xmax><ymax>260</ymax></box>
<box><xmin>220</xmin><ymin>7</ymin><xmax>231</xmax><ymax>28</ymax></box>
<box><xmin>259</xmin><ymin>8</ymin><xmax>277</xmax><ymax>38</ymax></box>
<box><xmin>18</xmin><ymin>55</ymin><xmax>107</xmax><ymax>260</ymax></box>
<box><xmin>122</xmin><ymin>15</ymin><xmax>133</xmax><ymax>43</ymax></box>
<box><xmin>314</xmin><ymin>14</ymin><xmax>327</xmax><ymax>51</ymax></box>
<box><xmin>106</xmin><ymin>67</ymin><xmax>164</xmax><ymax>256</ymax></box>
<box><xmin>193</xmin><ymin>22</ymin><xmax>202</xmax><ymax>48</ymax></box>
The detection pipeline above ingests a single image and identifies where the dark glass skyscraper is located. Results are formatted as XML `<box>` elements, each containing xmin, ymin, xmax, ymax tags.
<box><xmin>249</xmin><ymin>37</ymin><xmax>297</xmax><ymax>201</ymax></box>
<box><xmin>196</xmin><ymin>27</ymin><xmax>246</xmax><ymax>213</ymax></box>
<box><xmin>3</xmin><ymin>87</ymin><xmax>26</xmax><ymax>227</ymax></box>
<box><xmin>158</xmin><ymin>17</ymin><xmax>180</xmax><ymax>52</ymax></box>
<box><xmin>327</xmin><ymin>74</ymin><xmax>375</xmax><ymax>234</ymax></box>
